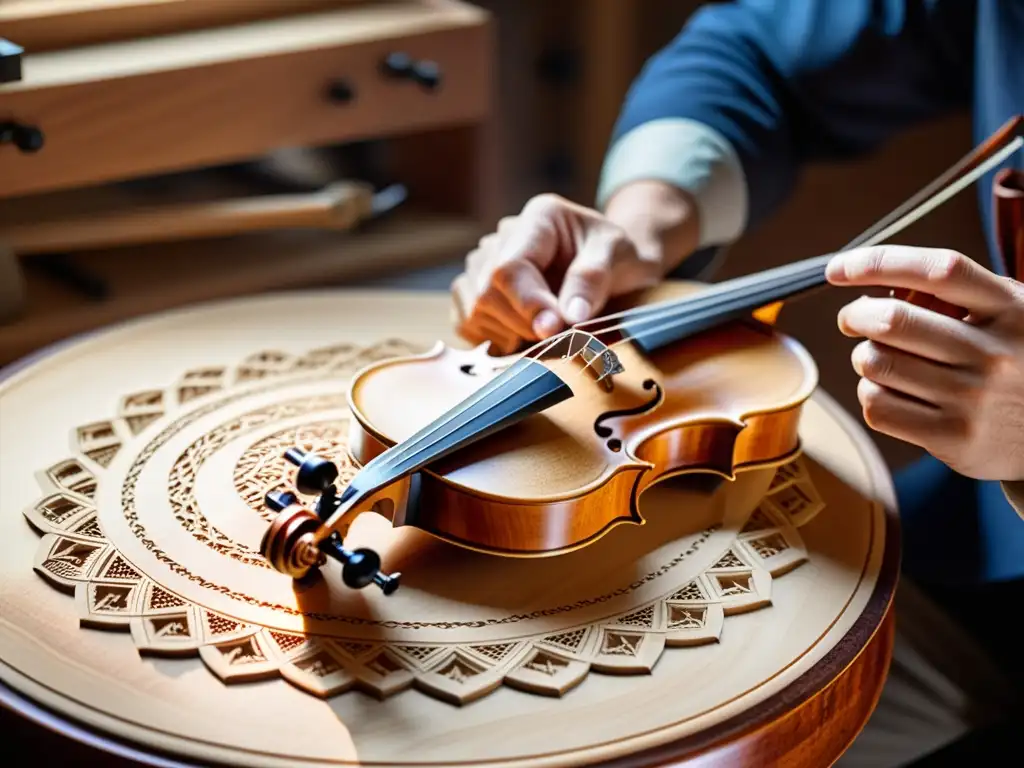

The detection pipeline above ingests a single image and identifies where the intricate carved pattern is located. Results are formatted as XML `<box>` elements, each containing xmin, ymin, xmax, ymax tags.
<box><xmin>233</xmin><ymin>422</ymin><xmax>356</xmax><ymax>520</ymax></box>
<box><xmin>119</xmin><ymin>391</ymin><xmax>165</xmax><ymax>435</ymax></box>
<box><xmin>166</xmin><ymin>395</ymin><xmax>347</xmax><ymax>567</ymax></box>
<box><xmin>23</xmin><ymin>340</ymin><xmax>825</xmax><ymax>705</ymax></box>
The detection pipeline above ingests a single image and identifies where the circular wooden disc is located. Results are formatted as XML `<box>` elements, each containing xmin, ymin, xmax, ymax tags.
<box><xmin>0</xmin><ymin>290</ymin><xmax>898</xmax><ymax>767</ymax></box>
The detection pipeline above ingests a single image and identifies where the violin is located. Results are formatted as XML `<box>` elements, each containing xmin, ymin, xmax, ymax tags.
<box><xmin>260</xmin><ymin>116</ymin><xmax>1024</xmax><ymax>595</ymax></box>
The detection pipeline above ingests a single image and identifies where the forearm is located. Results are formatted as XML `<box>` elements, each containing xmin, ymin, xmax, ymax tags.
<box><xmin>600</xmin><ymin>179</ymin><xmax>702</xmax><ymax>279</ymax></box>
<box><xmin>598</xmin><ymin>120</ymin><xmax>748</xmax><ymax>259</ymax></box>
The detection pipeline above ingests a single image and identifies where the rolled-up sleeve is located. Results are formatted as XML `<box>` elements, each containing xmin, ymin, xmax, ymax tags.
<box><xmin>596</xmin><ymin>118</ymin><xmax>749</xmax><ymax>249</ymax></box>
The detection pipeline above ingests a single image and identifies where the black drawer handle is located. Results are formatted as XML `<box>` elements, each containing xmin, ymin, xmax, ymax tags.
<box><xmin>380</xmin><ymin>52</ymin><xmax>442</xmax><ymax>91</ymax></box>
<box><xmin>0</xmin><ymin>121</ymin><xmax>44</xmax><ymax>153</ymax></box>
<box><xmin>325</xmin><ymin>79</ymin><xmax>356</xmax><ymax>104</ymax></box>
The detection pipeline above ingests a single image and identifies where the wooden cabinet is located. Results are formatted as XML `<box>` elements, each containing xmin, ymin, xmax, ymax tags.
<box><xmin>0</xmin><ymin>0</ymin><xmax>498</xmax><ymax>365</ymax></box>
<box><xmin>0</xmin><ymin>2</ymin><xmax>492</xmax><ymax>199</ymax></box>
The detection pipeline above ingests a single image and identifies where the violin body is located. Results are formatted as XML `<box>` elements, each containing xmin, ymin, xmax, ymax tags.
<box><xmin>343</xmin><ymin>283</ymin><xmax>818</xmax><ymax>557</ymax></box>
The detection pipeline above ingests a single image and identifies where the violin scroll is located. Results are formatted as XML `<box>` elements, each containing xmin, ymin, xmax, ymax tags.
<box><xmin>259</xmin><ymin>449</ymin><xmax>402</xmax><ymax>595</ymax></box>
<box><xmin>260</xmin><ymin>492</ymin><xmax>326</xmax><ymax>579</ymax></box>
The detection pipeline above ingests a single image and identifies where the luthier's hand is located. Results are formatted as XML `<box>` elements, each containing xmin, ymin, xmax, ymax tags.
<box><xmin>451</xmin><ymin>182</ymin><xmax>700</xmax><ymax>355</ymax></box>
<box><xmin>827</xmin><ymin>246</ymin><xmax>1024</xmax><ymax>482</ymax></box>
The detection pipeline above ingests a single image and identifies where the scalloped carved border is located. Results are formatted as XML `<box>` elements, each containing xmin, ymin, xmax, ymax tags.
<box><xmin>21</xmin><ymin>341</ymin><xmax>826</xmax><ymax>705</ymax></box>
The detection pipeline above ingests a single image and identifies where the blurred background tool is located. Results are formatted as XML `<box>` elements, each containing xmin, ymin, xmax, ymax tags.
<box><xmin>2</xmin><ymin>181</ymin><xmax>407</xmax><ymax>255</ymax></box>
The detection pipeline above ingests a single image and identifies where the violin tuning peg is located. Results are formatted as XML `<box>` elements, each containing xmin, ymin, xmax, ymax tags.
<box><xmin>265</xmin><ymin>489</ymin><xmax>298</xmax><ymax>512</ymax></box>
<box><xmin>259</xmin><ymin>488</ymin><xmax>399</xmax><ymax>595</ymax></box>
<box><xmin>340</xmin><ymin>547</ymin><xmax>381</xmax><ymax>590</ymax></box>
<box><xmin>283</xmin><ymin>446</ymin><xmax>339</xmax><ymax>495</ymax></box>
<box><xmin>320</xmin><ymin>535</ymin><xmax>400</xmax><ymax>596</ymax></box>
<box><xmin>259</xmin><ymin>500</ymin><xmax>327</xmax><ymax>580</ymax></box>
<box><xmin>283</xmin><ymin>447</ymin><xmax>308</xmax><ymax>466</ymax></box>
<box><xmin>374</xmin><ymin>571</ymin><xmax>401</xmax><ymax>595</ymax></box>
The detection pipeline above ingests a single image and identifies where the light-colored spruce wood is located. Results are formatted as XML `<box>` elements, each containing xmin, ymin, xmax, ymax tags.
<box><xmin>0</xmin><ymin>287</ymin><xmax>897</xmax><ymax>767</ymax></box>
<box><xmin>0</xmin><ymin>0</ymin><xmax>491</xmax><ymax>198</ymax></box>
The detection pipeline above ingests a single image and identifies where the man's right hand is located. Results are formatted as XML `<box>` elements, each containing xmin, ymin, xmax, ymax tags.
<box><xmin>450</xmin><ymin>182</ymin><xmax>701</xmax><ymax>355</ymax></box>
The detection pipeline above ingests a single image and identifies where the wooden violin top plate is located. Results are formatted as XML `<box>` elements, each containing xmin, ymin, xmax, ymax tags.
<box><xmin>0</xmin><ymin>288</ymin><xmax>898</xmax><ymax>767</ymax></box>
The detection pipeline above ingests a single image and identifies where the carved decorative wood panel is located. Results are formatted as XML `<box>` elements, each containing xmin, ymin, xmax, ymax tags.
<box><xmin>22</xmin><ymin>339</ymin><xmax>826</xmax><ymax>706</ymax></box>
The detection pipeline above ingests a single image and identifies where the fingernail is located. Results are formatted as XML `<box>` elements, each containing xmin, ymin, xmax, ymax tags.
<box><xmin>533</xmin><ymin>309</ymin><xmax>562</xmax><ymax>337</ymax></box>
<box><xmin>850</xmin><ymin>342</ymin><xmax>867</xmax><ymax>374</ymax></box>
<box><xmin>825</xmin><ymin>257</ymin><xmax>845</xmax><ymax>283</ymax></box>
<box><xmin>563</xmin><ymin>296</ymin><xmax>591</xmax><ymax>324</ymax></box>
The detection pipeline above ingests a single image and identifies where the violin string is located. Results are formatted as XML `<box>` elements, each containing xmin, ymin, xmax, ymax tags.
<box><xmin>362</xmin><ymin>332</ymin><xmax>574</xmax><ymax>479</ymax></box>
<box><xmin>576</xmin><ymin>123</ymin><xmax>1024</xmax><ymax>338</ymax></box>
<box><xmin>471</xmin><ymin>127</ymin><xmax>1021</xmax><ymax>399</ymax></box>
<box><xmin>372</xmin><ymin>316</ymin><xmax>661</xmax><ymax>479</ymax></box>
<box><xmin>343</xmin><ymin>121</ymin><xmax>1023</xmax><ymax>490</ymax></box>
<box><xmin>845</xmin><ymin>135</ymin><xmax>1023</xmax><ymax>249</ymax></box>
<box><xmin>588</xmin><ymin>261</ymin><xmax>828</xmax><ymax>368</ymax></box>
<box><xmin>359</xmin><ymin>364</ymin><xmax>551</xmax><ymax>479</ymax></box>
<box><xmin>576</xmin><ymin>134</ymin><xmax>1024</xmax><ymax>364</ymax></box>
<box><xmin>845</xmin><ymin>116</ymin><xmax>1023</xmax><ymax>250</ymax></box>
<box><xmin>566</xmin><ymin>132</ymin><xmax>1024</xmax><ymax>349</ymax></box>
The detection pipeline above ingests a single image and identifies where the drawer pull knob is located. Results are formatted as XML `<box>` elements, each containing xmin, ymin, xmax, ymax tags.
<box><xmin>326</xmin><ymin>79</ymin><xmax>356</xmax><ymax>104</ymax></box>
<box><xmin>381</xmin><ymin>51</ymin><xmax>414</xmax><ymax>78</ymax></box>
<box><xmin>380</xmin><ymin>52</ymin><xmax>442</xmax><ymax>91</ymax></box>
<box><xmin>411</xmin><ymin>60</ymin><xmax>442</xmax><ymax>91</ymax></box>
<box><xmin>0</xmin><ymin>121</ymin><xmax>44</xmax><ymax>153</ymax></box>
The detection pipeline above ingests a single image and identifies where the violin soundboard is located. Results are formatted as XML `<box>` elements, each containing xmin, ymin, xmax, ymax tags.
<box><xmin>0</xmin><ymin>288</ymin><xmax>897</xmax><ymax>767</ymax></box>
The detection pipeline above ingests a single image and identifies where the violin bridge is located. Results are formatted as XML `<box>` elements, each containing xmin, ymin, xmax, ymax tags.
<box><xmin>542</xmin><ymin>331</ymin><xmax>624</xmax><ymax>391</ymax></box>
<box><xmin>580</xmin><ymin>342</ymin><xmax>623</xmax><ymax>391</ymax></box>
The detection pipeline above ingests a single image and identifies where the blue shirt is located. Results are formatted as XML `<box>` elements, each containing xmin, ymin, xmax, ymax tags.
<box><xmin>597</xmin><ymin>0</ymin><xmax>1024</xmax><ymax>584</ymax></box>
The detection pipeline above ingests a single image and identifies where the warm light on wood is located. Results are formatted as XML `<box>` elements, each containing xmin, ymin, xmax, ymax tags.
<box><xmin>752</xmin><ymin>300</ymin><xmax>785</xmax><ymax>325</ymax></box>
<box><xmin>0</xmin><ymin>288</ymin><xmax>897</xmax><ymax>765</ymax></box>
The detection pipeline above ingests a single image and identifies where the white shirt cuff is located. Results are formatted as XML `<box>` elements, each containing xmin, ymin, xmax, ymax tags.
<box><xmin>596</xmin><ymin>118</ymin><xmax>749</xmax><ymax>249</ymax></box>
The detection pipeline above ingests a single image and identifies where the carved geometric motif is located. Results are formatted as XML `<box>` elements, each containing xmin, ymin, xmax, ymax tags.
<box><xmin>232</xmin><ymin>422</ymin><xmax>356</xmax><ymax>521</ymax></box>
<box><xmin>667</xmin><ymin>604</ymin><xmax>706</xmax><ymax>630</ymax></box>
<box><xmin>119</xmin><ymin>390</ymin><xmax>165</xmax><ymax>435</ymax></box>
<box><xmin>761</xmin><ymin>475</ymin><xmax>824</xmax><ymax>528</ymax></box>
<box><xmin>22</xmin><ymin>340</ymin><xmax>826</xmax><ymax>706</ymax></box>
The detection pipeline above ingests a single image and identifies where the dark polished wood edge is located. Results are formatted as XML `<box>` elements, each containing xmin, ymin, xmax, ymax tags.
<box><xmin>0</xmin><ymin>310</ymin><xmax>901</xmax><ymax>768</ymax></box>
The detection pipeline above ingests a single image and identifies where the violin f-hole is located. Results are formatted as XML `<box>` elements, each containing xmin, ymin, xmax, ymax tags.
<box><xmin>593</xmin><ymin>378</ymin><xmax>663</xmax><ymax>451</ymax></box>
<box><xmin>459</xmin><ymin>361</ymin><xmax>509</xmax><ymax>377</ymax></box>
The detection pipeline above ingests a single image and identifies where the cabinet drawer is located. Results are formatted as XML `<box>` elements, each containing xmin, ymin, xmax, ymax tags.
<box><xmin>0</xmin><ymin>0</ymin><xmax>492</xmax><ymax>199</ymax></box>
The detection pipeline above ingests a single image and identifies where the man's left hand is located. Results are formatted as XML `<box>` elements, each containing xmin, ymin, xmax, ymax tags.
<box><xmin>826</xmin><ymin>245</ymin><xmax>1024</xmax><ymax>482</ymax></box>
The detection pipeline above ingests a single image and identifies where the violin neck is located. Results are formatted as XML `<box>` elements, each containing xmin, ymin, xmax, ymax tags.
<box><xmin>340</xmin><ymin>357</ymin><xmax>572</xmax><ymax>507</ymax></box>
<box><xmin>618</xmin><ymin>254</ymin><xmax>833</xmax><ymax>354</ymax></box>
